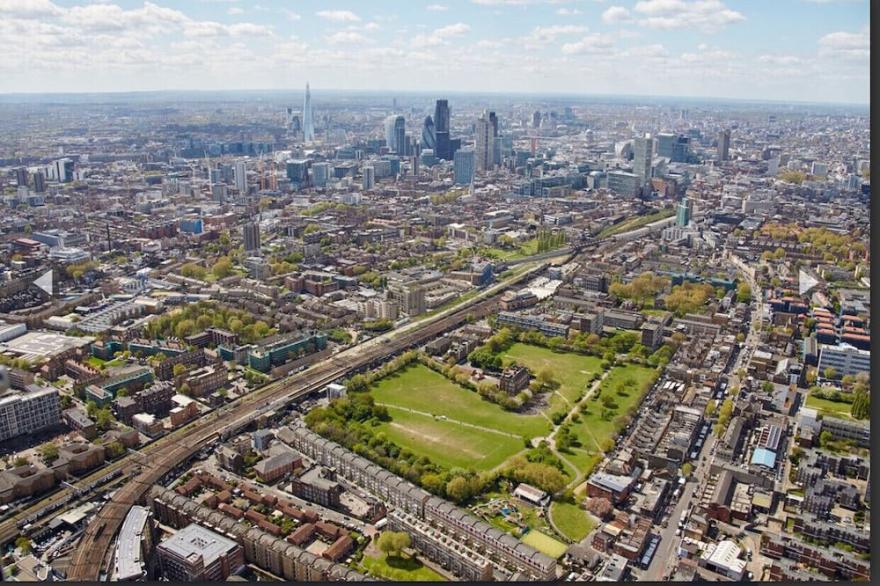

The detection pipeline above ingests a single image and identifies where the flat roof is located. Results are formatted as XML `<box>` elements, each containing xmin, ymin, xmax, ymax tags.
<box><xmin>750</xmin><ymin>447</ymin><xmax>777</xmax><ymax>468</ymax></box>
<box><xmin>158</xmin><ymin>523</ymin><xmax>238</xmax><ymax>565</ymax></box>
<box><xmin>116</xmin><ymin>506</ymin><xmax>150</xmax><ymax>580</ymax></box>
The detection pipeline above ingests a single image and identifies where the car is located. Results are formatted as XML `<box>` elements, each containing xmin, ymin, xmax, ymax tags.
<box><xmin>674</xmin><ymin>528</ymin><xmax>681</xmax><ymax>536</ymax></box>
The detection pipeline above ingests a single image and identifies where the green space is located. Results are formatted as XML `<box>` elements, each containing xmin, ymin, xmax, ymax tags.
<box><xmin>370</xmin><ymin>364</ymin><xmax>550</xmax><ymax>438</ymax></box>
<box><xmin>569</xmin><ymin>363</ymin><xmax>658</xmax><ymax>453</ymax></box>
<box><xmin>599</xmin><ymin>208</ymin><xmax>675</xmax><ymax>238</ymax></box>
<box><xmin>805</xmin><ymin>393</ymin><xmax>854</xmax><ymax>420</ymax></box>
<box><xmin>85</xmin><ymin>356</ymin><xmax>125</xmax><ymax>369</ymax></box>
<box><xmin>521</xmin><ymin>530</ymin><xmax>568</xmax><ymax>558</ymax></box>
<box><xmin>550</xmin><ymin>501</ymin><xmax>597</xmax><ymax>542</ymax></box>
<box><xmin>562</xmin><ymin>449</ymin><xmax>603</xmax><ymax>479</ymax></box>
<box><xmin>377</xmin><ymin>408</ymin><xmax>524</xmax><ymax>471</ymax></box>
<box><xmin>501</xmin><ymin>343</ymin><xmax>603</xmax><ymax>405</ymax></box>
<box><xmin>360</xmin><ymin>553</ymin><xmax>446</xmax><ymax>582</ymax></box>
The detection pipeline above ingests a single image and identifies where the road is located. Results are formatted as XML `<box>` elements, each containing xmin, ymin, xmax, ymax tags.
<box><xmin>642</xmin><ymin>261</ymin><xmax>763</xmax><ymax>581</ymax></box>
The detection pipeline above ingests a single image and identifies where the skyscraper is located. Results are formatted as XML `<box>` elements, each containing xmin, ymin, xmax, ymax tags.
<box><xmin>531</xmin><ymin>110</ymin><xmax>541</xmax><ymax>129</ymax></box>
<box><xmin>243</xmin><ymin>221</ymin><xmax>261</xmax><ymax>253</ymax></box>
<box><xmin>632</xmin><ymin>136</ymin><xmax>653</xmax><ymax>186</ymax></box>
<box><xmin>676</xmin><ymin>196</ymin><xmax>693</xmax><ymax>226</ymax></box>
<box><xmin>14</xmin><ymin>167</ymin><xmax>28</xmax><ymax>188</ymax></box>
<box><xmin>303</xmin><ymin>82</ymin><xmax>315</xmax><ymax>142</ymax></box>
<box><xmin>718</xmin><ymin>129</ymin><xmax>731</xmax><ymax>161</ymax></box>
<box><xmin>454</xmin><ymin>149</ymin><xmax>475</xmax><ymax>185</ymax></box>
<box><xmin>384</xmin><ymin>115</ymin><xmax>405</xmax><ymax>155</ymax></box>
<box><xmin>234</xmin><ymin>161</ymin><xmax>247</xmax><ymax>195</ymax></box>
<box><xmin>474</xmin><ymin>111</ymin><xmax>495</xmax><ymax>172</ymax></box>
<box><xmin>363</xmin><ymin>165</ymin><xmax>376</xmax><ymax>190</ymax></box>
<box><xmin>434</xmin><ymin>99</ymin><xmax>451</xmax><ymax>160</ymax></box>
<box><xmin>420</xmin><ymin>115</ymin><xmax>436</xmax><ymax>150</ymax></box>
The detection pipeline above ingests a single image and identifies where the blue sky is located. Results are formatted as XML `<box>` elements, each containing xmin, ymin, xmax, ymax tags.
<box><xmin>0</xmin><ymin>0</ymin><xmax>870</xmax><ymax>103</ymax></box>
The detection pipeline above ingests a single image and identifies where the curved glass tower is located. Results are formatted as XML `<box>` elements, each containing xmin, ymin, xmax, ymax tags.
<box><xmin>421</xmin><ymin>115</ymin><xmax>436</xmax><ymax>150</ymax></box>
<box><xmin>303</xmin><ymin>82</ymin><xmax>315</xmax><ymax>142</ymax></box>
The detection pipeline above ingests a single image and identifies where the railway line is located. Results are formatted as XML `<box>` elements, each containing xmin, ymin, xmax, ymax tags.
<box><xmin>65</xmin><ymin>276</ymin><xmax>511</xmax><ymax>580</ymax></box>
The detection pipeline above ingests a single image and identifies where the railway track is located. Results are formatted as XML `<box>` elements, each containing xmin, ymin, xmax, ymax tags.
<box><xmin>66</xmin><ymin>291</ymin><xmax>503</xmax><ymax>580</ymax></box>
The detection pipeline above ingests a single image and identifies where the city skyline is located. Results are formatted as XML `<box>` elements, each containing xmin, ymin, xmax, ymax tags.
<box><xmin>0</xmin><ymin>0</ymin><xmax>869</xmax><ymax>105</ymax></box>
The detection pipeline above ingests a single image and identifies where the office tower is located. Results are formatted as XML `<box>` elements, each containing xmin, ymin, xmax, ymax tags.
<box><xmin>14</xmin><ymin>167</ymin><xmax>28</xmax><ymax>188</ymax></box>
<box><xmin>656</xmin><ymin>133</ymin><xmax>676</xmax><ymax>159</ymax></box>
<box><xmin>632</xmin><ymin>136</ymin><xmax>653</xmax><ymax>186</ymax></box>
<box><xmin>54</xmin><ymin>158</ymin><xmax>74</xmax><ymax>183</ymax></box>
<box><xmin>474</xmin><ymin>111</ymin><xmax>495</xmax><ymax>172</ymax></box>
<box><xmin>434</xmin><ymin>99</ymin><xmax>451</xmax><ymax>160</ymax></box>
<box><xmin>384</xmin><ymin>115</ymin><xmax>406</xmax><ymax>155</ymax></box>
<box><xmin>718</xmin><ymin>129</ymin><xmax>730</xmax><ymax>161</ymax></box>
<box><xmin>811</xmin><ymin>162</ymin><xmax>828</xmax><ymax>177</ymax></box>
<box><xmin>243</xmin><ymin>222</ymin><xmax>261</xmax><ymax>254</ymax></box>
<box><xmin>211</xmin><ymin>183</ymin><xmax>227</xmax><ymax>203</ymax></box>
<box><xmin>676</xmin><ymin>196</ymin><xmax>693</xmax><ymax>226</ymax></box>
<box><xmin>488</xmin><ymin>111</ymin><xmax>500</xmax><ymax>164</ymax></box>
<box><xmin>286</xmin><ymin>159</ymin><xmax>310</xmax><ymax>187</ymax></box>
<box><xmin>362</xmin><ymin>165</ymin><xmax>375</xmax><ymax>190</ymax></box>
<box><xmin>532</xmin><ymin>110</ymin><xmax>541</xmax><ymax>129</ymax></box>
<box><xmin>234</xmin><ymin>161</ymin><xmax>247</xmax><ymax>194</ymax></box>
<box><xmin>453</xmin><ymin>149</ymin><xmax>475</xmax><ymax>185</ymax></box>
<box><xmin>33</xmin><ymin>171</ymin><xmax>45</xmax><ymax>193</ymax></box>
<box><xmin>421</xmin><ymin>115</ymin><xmax>436</xmax><ymax>150</ymax></box>
<box><xmin>303</xmin><ymin>82</ymin><xmax>315</xmax><ymax>142</ymax></box>
<box><xmin>311</xmin><ymin>162</ymin><xmax>330</xmax><ymax>187</ymax></box>
<box><xmin>671</xmin><ymin>135</ymin><xmax>689</xmax><ymax>163</ymax></box>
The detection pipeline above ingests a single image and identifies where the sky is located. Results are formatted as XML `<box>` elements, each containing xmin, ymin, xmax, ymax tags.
<box><xmin>0</xmin><ymin>0</ymin><xmax>870</xmax><ymax>104</ymax></box>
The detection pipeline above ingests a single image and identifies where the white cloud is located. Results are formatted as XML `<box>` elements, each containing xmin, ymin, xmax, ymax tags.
<box><xmin>0</xmin><ymin>0</ymin><xmax>63</xmax><ymax>17</ymax></box>
<box><xmin>527</xmin><ymin>24</ymin><xmax>587</xmax><ymax>45</ymax></box>
<box><xmin>757</xmin><ymin>54</ymin><xmax>803</xmax><ymax>65</ymax></box>
<box><xmin>819</xmin><ymin>29</ymin><xmax>869</xmax><ymax>60</ymax></box>
<box><xmin>412</xmin><ymin>22</ymin><xmax>470</xmax><ymax>47</ymax></box>
<box><xmin>325</xmin><ymin>31</ymin><xmax>372</xmax><ymax>45</ymax></box>
<box><xmin>227</xmin><ymin>6</ymin><xmax>243</xmax><ymax>15</ymax></box>
<box><xmin>362</xmin><ymin>21</ymin><xmax>381</xmax><ymax>31</ymax></box>
<box><xmin>602</xmin><ymin>6</ymin><xmax>631</xmax><ymax>23</ymax></box>
<box><xmin>472</xmin><ymin>0</ymin><xmax>579</xmax><ymax>5</ymax></box>
<box><xmin>633</xmin><ymin>0</ymin><xmax>745</xmax><ymax>31</ymax></box>
<box><xmin>316</xmin><ymin>10</ymin><xmax>360</xmax><ymax>22</ymax></box>
<box><xmin>556</xmin><ymin>8</ymin><xmax>582</xmax><ymax>15</ymax></box>
<box><xmin>282</xmin><ymin>9</ymin><xmax>301</xmax><ymax>21</ymax></box>
<box><xmin>426</xmin><ymin>4</ymin><xmax>448</xmax><ymax>10</ymax></box>
<box><xmin>561</xmin><ymin>33</ymin><xmax>615</xmax><ymax>55</ymax></box>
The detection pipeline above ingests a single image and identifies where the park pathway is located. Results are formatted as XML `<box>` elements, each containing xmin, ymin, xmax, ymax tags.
<box><xmin>376</xmin><ymin>403</ymin><xmax>521</xmax><ymax>439</ymax></box>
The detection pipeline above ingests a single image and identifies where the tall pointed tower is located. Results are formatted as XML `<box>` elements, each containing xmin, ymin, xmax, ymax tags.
<box><xmin>303</xmin><ymin>82</ymin><xmax>315</xmax><ymax>142</ymax></box>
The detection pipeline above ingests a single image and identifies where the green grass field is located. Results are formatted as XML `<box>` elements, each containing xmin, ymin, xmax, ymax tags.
<box><xmin>361</xmin><ymin>553</ymin><xmax>446</xmax><ymax>581</ymax></box>
<box><xmin>550</xmin><ymin>501</ymin><xmax>597</xmax><ymax>542</ymax></box>
<box><xmin>569</xmin><ymin>363</ymin><xmax>658</xmax><ymax>453</ymax></box>
<box><xmin>377</xmin><ymin>408</ymin><xmax>524</xmax><ymax>470</ymax></box>
<box><xmin>521</xmin><ymin>530</ymin><xmax>568</xmax><ymax>558</ymax></box>
<box><xmin>371</xmin><ymin>364</ymin><xmax>550</xmax><ymax>438</ymax></box>
<box><xmin>370</xmin><ymin>364</ymin><xmax>548</xmax><ymax>470</ymax></box>
<box><xmin>805</xmin><ymin>393</ymin><xmax>853</xmax><ymax>420</ymax></box>
<box><xmin>560</xmin><ymin>449</ymin><xmax>603</xmax><ymax>479</ymax></box>
<box><xmin>502</xmin><ymin>343</ymin><xmax>603</xmax><ymax>406</ymax></box>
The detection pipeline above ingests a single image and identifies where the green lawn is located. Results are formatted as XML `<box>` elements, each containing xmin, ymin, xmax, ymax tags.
<box><xmin>370</xmin><ymin>364</ymin><xmax>550</xmax><ymax>438</ymax></box>
<box><xmin>550</xmin><ymin>501</ymin><xmax>597</xmax><ymax>542</ymax></box>
<box><xmin>560</xmin><ymin>449</ymin><xmax>603</xmax><ymax>479</ymax></box>
<box><xmin>361</xmin><ymin>553</ymin><xmax>445</xmax><ymax>581</ymax></box>
<box><xmin>569</xmin><ymin>363</ymin><xmax>658</xmax><ymax>453</ymax></box>
<box><xmin>521</xmin><ymin>530</ymin><xmax>568</xmax><ymax>559</ymax></box>
<box><xmin>805</xmin><ymin>394</ymin><xmax>853</xmax><ymax>420</ymax></box>
<box><xmin>377</xmin><ymin>408</ymin><xmax>524</xmax><ymax>471</ymax></box>
<box><xmin>501</xmin><ymin>343</ymin><xmax>603</xmax><ymax>405</ymax></box>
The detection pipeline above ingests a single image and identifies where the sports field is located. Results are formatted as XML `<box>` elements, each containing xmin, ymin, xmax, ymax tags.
<box><xmin>521</xmin><ymin>530</ymin><xmax>568</xmax><ymax>558</ymax></box>
<box><xmin>805</xmin><ymin>393</ymin><xmax>853</xmax><ymax>420</ymax></box>
<box><xmin>370</xmin><ymin>364</ymin><xmax>550</xmax><ymax>470</ymax></box>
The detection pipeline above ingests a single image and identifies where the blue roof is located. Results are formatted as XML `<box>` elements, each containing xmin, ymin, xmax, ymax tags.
<box><xmin>751</xmin><ymin>447</ymin><xmax>777</xmax><ymax>468</ymax></box>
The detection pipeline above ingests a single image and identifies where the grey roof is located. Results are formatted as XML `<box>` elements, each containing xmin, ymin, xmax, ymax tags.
<box><xmin>158</xmin><ymin>523</ymin><xmax>239</xmax><ymax>565</ymax></box>
<box><xmin>115</xmin><ymin>506</ymin><xmax>149</xmax><ymax>581</ymax></box>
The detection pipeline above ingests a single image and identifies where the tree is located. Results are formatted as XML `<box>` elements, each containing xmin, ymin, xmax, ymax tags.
<box><xmin>14</xmin><ymin>537</ymin><xmax>31</xmax><ymax>554</ymax></box>
<box><xmin>851</xmin><ymin>389</ymin><xmax>870</xmax><ymax>420</ymax></box>
<box><xmin>736</xmin><ymin>282</ymin><xmax>752</xmax><ymax>303</ymax></box>
<box><xmin>39</xmin><ymin>442</ymin><xmax>59</xmax><ymax>463</ymax></box>
<box><xmin>681</xmin><ymin>462</ymin><xmax>693</xmax><ymax>477</ymax></box>
<box><xmin>172</xmin><ymin>363</ymin><xmax>188</xmax><ymax>377</ymax></box>
<box><xmin>377</xmin><ymin>531</ymin><xmax>411</xmax><ymax>558</ymax></box>
<box><xmin>13</xmin><ymin>456</ymin><xmax>29</xmax><ymax>467</ymax></box>
<box><xmin>819</xmin><ymin>430</ymin><xmax>833</xmax><ymax>448</ymax></box>
<box><xmin>212</xmin><ymin>256</ymin><xmax>233</xmax><ymax>278</ymax></box>
<box><xmin>446</xmin><ymin>476</ymin><xmax>472</xmax><ymax>503</ymax></box>
<box><xmin>823</xmin><ymin>367</ymin><xmax>837</xmax><ymax>380</ymax></box>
